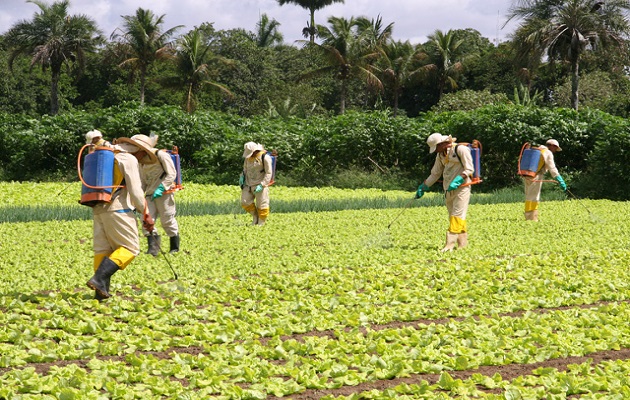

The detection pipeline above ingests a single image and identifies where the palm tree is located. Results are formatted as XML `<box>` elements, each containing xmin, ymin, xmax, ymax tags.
<box><xmin>172</xmin><ymin>29</ymin><xmax>233</xmax><ymax>113</ymax></box>
<box><xmin>355</xmin><ymin>15</ymin><xmax>394</xmax><ymax>49</ymax></box>
<box><xmin>111</xmin><ymin>8</ymin><xmax>182</xmax><ymax>104</ymax></box>
<box><xmin>255</xmin><ymin>14</ymin><xmax>284</xmax><ymax>47</ymax></box>
<box><xmin>506</xmin><ymin>0</ymin><xmax>630</xmax><ymax>110</ymax></box>
<box><xmin>276</xmin><ymin>0</ymin><xmax>345</xmax><ymax>43</ymax></box>
<box><xmin>4</xmin><ymin>0</ymin><xmax>102</xmax><ymax>115</ymax></box>
<box><xmin>376</xmin><ymin>40</ymin><xmax>426</xmax><ymax>116</ymax></box>
<box><xmin>420</xmin><ymin>29</ymin><xmax>465</xmax><ymax>100</ymax></box>
<box><xmin>301</xmin><ymin>16</ymin><xmax>382</xmax><ymax>114</ymax></box>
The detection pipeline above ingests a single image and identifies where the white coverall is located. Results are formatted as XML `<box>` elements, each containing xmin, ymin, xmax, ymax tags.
<box><xmin>141</xmin><ymin>150</ymin><xmax>179</xmax><ymax>237</ymax></box>
<box><xmin>424</xmin><ymin>143</ymin><xmax>474</xmax><ymax>235</ymax></box>
<box><xmin>524</xmin><ymin>145</ymin><xmax>559</xmax><ymax>216</ymax></box>
<box><xmin>241</xmin><ymin>151</ymin><xmax>273</xmax><ymax>224</ymax></box>
<box><xmin>92</xmin><ymin>152</ymin><xmax>146</xmax><ymax>271</ymax></box>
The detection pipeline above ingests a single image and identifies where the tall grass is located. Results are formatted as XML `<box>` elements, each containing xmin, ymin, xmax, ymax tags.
<box><xmin>0</xmin><ymin>185</ymin><xmax>568</xmax><ymax>223</ymax></box>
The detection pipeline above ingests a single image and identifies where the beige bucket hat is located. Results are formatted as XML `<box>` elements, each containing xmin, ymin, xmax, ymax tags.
<box><xmin>546</xmin><ymin>139</ymin><xmax>562</xmax><ymax>151</ymax></box>
<box><xmin>426</xmin><ymin>133</ymin><xmax>455</xmax><ymax>154</ymax></box>
<box><xmin>116</xmin><ymin>134</ymin><xmax>158</xmax><ymax>163</ymax></box>
<box><xmin>243</xmin><ymin>141</ymin><xmax>264</xmax><ymax>158</ymax></box>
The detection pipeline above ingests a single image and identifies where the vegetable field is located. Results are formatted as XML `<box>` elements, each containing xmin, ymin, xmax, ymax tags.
<box><xmin>0</xmin><ymin>183</ymin><xmax>629</xmax><ymax>399</ymax></box>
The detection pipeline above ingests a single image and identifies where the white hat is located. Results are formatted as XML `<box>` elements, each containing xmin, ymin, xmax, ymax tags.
<box><xmin>243</xmin><ymin>141</ymin><xmax>264</xmax><ymax>158</ymax></box>
<box><xmin>85</xmin><ymin>130</ymin><xmax>103</xmax><ymax>144</ymax></box>
<box><xmin>546</xmin><ymin>139</ymin><xmax>562</xmax><ymax>151</ymax></box>
<box><xmin>116</xmin><ymin>134</ymin><xmax>158</xmax><ymax>163</ymax></box>
<box><xmin>426</xmin><ymin>133</ymin><xmax>455</xmax><ymax>154</ymax></box>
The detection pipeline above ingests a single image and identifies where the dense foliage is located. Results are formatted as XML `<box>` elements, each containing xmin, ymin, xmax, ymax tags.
<box><xmin>1</xmin><ymin>1</ymin><xmax>629</xmax><ymax>117</ymax></box>
<box><xmin>0</xmin><ymin>103</ymin><xmax>627</xmax><ymax>199</ymax></box>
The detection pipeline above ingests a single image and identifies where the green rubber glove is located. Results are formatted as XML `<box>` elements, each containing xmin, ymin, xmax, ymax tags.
<box><xmin>152</xmin><ymin>183</ymin><xmax>165</xmax><ymax>200</ymax></box>
<box><xmin>415</xmin><ymin>183</ymin><xmax>429</xmax><ymax>199</ymax></box>
<box><xmin>239</xmin><ymin>174</ymin><xmax>245</xmax><ymax>188</ymax></box>
<box><xmin>555</xmin><ymin>175</ymin><xmax>567</xmax><ymax>191</ymax></box>
<box><xmin>254</xmin><ymin>184</ymin><xmax>264</xmax><ymax>194</ymax></box>
<box><xmin>447</xmin><ymin>175</ymin><xmax>465</xmax><ymax>191</ymax></box>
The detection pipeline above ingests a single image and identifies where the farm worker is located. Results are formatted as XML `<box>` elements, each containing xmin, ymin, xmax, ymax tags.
<box><xmin>240</xmin><ymin>141</ymin><xmax>273</xmax><ymax>226</ymax></box>
<box><xmin>523</xmin><ymin>138</ymin><xmax>567</xmax><ymax>221</ymax></box>
<box><xmin>415</xmin><ymin>133</ymin><xmax>474</xmax><ymax>251</ymax></box>
<box><xmin>85</xmin><ymin>129</ymin><xmax>111</xmax><ymax>149</ymax></box>
<box><xmin>138</xmin><ymin>134</ymin><xmax>181</xmax><ymax>255</ymax></box>
<box><xmin>86</xmin><ymin>135</ymin><xmax>157</xmax><ymax>300</ymax></box>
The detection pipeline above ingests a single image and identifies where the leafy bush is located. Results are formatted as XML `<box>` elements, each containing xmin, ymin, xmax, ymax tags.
<box><xmin>431</xmin><ymin>89</ymin><xmax>510</xmax><ymax>113</ymax></box>
<box><xmin>0</xmin><ymin>103</ymin><xmax>628</xmax><ymax>199</ymax></box>
<box><xmin>576</xmin><ymin>118</ymin><xmax>630</xmax><ymax>200</ymax></box>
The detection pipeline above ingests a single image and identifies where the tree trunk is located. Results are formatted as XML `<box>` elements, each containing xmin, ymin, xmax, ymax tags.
<box><xmin>50</xmin><ymin>66</ymin><xmax>61</xmax><ymax>115</ymax></box>
<box><xmin>309</xmin><ymin>9</ymin><xmax>316</xmax><ymax>43</ymax></box>
<box><xmin>140</xmin><ymin>66</ymin><xmax>147</xmax><ymax>105</ymax></box>
<box><xmin>186</xmin><ymin>83</ymin><xmax>194</xmax><ymax>113</ymax></box>
<box><xmin>339</xmin><ymin>79</ymin><xmax>346</xmax><ymax>115</ymax></box>
<box><xmin>570</xmin><ymin>55</ymin><xmax>579</xmax><ymax>111</ymax></box>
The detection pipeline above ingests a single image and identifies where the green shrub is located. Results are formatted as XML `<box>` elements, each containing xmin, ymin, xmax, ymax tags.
<box><xmin>431</xmin><ymin>89</ymin><xmax>510</xmax><ymax>112</ymax></box>
<box><xmin>0</xmin><ymin>103</ymin><xmax>628</xmax><ymax>200</ymax></box>
<box><xmin>576</xmin><ymin>119</ymin><xmax>630</xmax><ymax>200</ymax></box>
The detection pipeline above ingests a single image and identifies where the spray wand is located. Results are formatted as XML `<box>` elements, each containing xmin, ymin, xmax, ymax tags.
<box><xmin>387</xmin><ymin>197</ymin><xmax>417</xmax><ymax>229</ymax></box>
<box><xmin>154</xmin><ymin>230</ymin><xmax>179</xmax><ymax>280</ymax></box>
<box><xmin>565</xmin><ymin>189</ymin><xmax>595</xmax><ymax>217</ymax></box>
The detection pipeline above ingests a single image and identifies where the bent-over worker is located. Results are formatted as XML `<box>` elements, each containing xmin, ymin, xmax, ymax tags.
<box><xmin>86</xmin><ymin>135</ymin><xmax>156</xmax><ymax>300</ymax></box>
<box><xmin>523</xmin><ymin>138</ymin><xmax>567</xmax><ymax>221</ymax></box>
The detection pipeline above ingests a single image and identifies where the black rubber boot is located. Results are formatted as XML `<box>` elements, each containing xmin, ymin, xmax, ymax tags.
<box><xmin>94</xmin><ymin>267</ymin><xmax>113</xmax><ymax>300</ymax></box>
<box><xmin>94</xmin><ymin>277</ymin><xmax>110</xmax><ymax>301</ymax></box>
<box><xmin>147</xmin><ymin>234</ymin><xmax>161</xmax><ymax>257</ymax></box>
<box><xmin>169</xmin><ymin>235</ymin><xmax>180</xmax><ymax>254</ymax></box>
<box><xmin>87</xmin><ymin>258</ymin><xmax>119</xmax><ymax>299</ymax></box>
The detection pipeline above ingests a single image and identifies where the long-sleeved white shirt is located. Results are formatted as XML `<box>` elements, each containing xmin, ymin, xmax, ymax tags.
<box><xmin>424</xmin><ymin>143</ymin><xmax>474</xmax><ymax>191</ymax></box>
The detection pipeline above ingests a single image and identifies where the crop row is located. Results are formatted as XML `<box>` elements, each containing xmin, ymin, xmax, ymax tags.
<box><xmin>0</xmin><ymin>182</ymin><xmax>568</xmax><ymax>224</ymax></box>
<box><xmin>2</xmin><ymin>302</ymin><xmax>630</xmax><ymax>398</ymax></box>
<box><xmin>0</xmin><ymin>184</ymin><xmax>627</xmax><ymax>398</ymax></box>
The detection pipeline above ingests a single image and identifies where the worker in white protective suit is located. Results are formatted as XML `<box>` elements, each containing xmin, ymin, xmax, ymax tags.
<box><xmin>87</xmin><ymin>135</ymin><xmax>156</xmax><ymax>300</ymax></box>
<box><xmin>240</xmin><ymin>142</ymin><xmax>273</xmax><ymax>226</ymax></box>
<box><xmin>415</xmin><ymin>133</ymin><xmax>474</xmax><ymax>251</ymax></box>
<box><xmin>523</xmin><ymin>139</ymin><xmax>567</xmax><ymax>221</ymax></box>
<box><xmin>136</xmin><ymin>134</ymin><xmax>181</xmax><ymax>255</ymax></box>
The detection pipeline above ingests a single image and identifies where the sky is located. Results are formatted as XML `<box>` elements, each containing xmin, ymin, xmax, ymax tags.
<box><xmin>0</xmin><ymin>0</ymin><xmax>521</xmax><ymax>46</ymax></box>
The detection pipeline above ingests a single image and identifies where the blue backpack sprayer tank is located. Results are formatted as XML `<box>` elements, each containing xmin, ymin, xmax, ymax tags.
<box><xmin>518</xmin><ymin>142</ymin><xmax>543</xmax><ymax>178</ymax></box>
<box><xmin>77</xmin><ymin>144</ymin><xmax>124</xmax><ymax>207</ymax></box>
<box><xmin>454</xmin><ymin>139</ymin><xmax>483</xmax><ymax>186</ymax></box>
<box><xmin>164</xmin><ymin>146</ymin><xmax>184</xmax><ymax>193</ymax></box>
<box><xmin>265</xmin><ymin>150</ymin><xmax>278</xmax><ymax>185</ymax></box>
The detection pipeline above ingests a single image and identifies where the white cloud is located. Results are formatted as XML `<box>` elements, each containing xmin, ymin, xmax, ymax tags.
<box><xmin>0</xmin><ymin>0</ymin><xmax>519</xmax><ymax>45</ymax></box>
